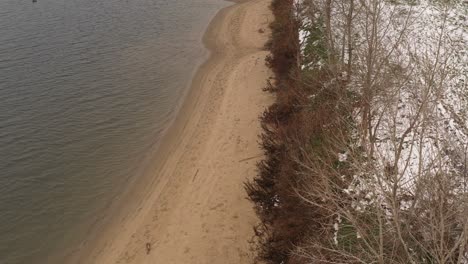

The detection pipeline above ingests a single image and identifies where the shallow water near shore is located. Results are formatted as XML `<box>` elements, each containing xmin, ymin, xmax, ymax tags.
<box><xmin>0</xmin><ymin>0</ymin><xmax>227</xmax><ymax>263</ymax></box>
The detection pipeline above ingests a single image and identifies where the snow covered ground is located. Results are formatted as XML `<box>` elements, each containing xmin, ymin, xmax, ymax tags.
<box><xmin>365</xmin><ymin>0</ymin><xmax>467</xmax><ymax>195</ymax></box>
<box><xmin>296</xmin><ymin>0</ymin><xmax>468</xmax><ymax>257</ymax></box>
<box><xmin>297</xmin><ymin>0</ymin><xmax>467</xmax><ymax>202</ymax></box>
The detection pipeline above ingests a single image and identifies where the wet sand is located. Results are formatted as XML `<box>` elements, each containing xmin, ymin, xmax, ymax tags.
<box><xmin>73</xmin><ymin>0</ymin><xmax>273</xmax><ymax>262</ymax></box>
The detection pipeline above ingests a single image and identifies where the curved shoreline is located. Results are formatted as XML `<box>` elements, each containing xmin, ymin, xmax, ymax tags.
<box><xmin>68</xmin><ymin>0</ymin><xmax>273</xmax><ymax>263</ymax></box>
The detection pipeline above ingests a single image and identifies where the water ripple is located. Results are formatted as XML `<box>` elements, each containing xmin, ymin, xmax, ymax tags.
<box><xmin>0</xmin><ymin>0</ymin><xmax>226</xmax><ymax>263</ymax></box>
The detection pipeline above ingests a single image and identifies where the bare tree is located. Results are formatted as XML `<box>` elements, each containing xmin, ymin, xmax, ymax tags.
<box><xmin>291</xmin><ymin>0</ymin><xmax>468</xmax><ymax>262</ymax></box>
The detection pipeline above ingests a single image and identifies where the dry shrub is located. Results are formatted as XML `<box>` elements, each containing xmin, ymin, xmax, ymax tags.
<box><xmin>248</xmin><ymin>0</ymin><xmax>468</xmax><ymax>263</ymax></box>
<box><xmin>245</xmin><ymin>1</ymin><xmax>353</xmax><ymax>263</ymax></box>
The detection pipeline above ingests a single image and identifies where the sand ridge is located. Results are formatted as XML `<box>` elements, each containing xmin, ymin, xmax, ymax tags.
<box><xmin>76</xmin><ymin>0</ymin><xmax>273</xmax><ymax>263</ymax></box>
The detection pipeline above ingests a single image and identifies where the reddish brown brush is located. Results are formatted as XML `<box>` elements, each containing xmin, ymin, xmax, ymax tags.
<box><xmin>245</xmin><ymin>0</ymin><xmax>352</xmax><ymax>263</ymax></box>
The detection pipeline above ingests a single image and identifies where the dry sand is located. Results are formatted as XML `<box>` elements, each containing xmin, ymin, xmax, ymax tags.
<box><xmin>72</xmin><ymin>0</ymin><xmax>273</xmax><ymax>263</ymax></box>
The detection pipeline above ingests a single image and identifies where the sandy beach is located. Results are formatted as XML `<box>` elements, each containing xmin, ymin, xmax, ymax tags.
<box><xmin>71</xmin><ymin>0</ymin><xmax>273</xmax><ymax>263</ymax></box>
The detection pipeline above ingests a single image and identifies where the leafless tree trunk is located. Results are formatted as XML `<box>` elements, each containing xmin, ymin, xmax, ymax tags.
<box><xmin>291</xmin><ymin>0</ymin><xmax>468</xmax><ymax>262</ymax></box>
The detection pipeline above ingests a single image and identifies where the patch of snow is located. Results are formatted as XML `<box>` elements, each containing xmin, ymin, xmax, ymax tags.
<box><xmin>338</xmin><ymin>152</ymin><xmax>348</xmax><ymax>162</ymax></box>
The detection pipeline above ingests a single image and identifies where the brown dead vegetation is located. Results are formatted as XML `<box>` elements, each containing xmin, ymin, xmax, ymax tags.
<box><xmin>248</xmin><ymin>0</ymin><xmax>468</xmax><ymax>263</ymax></box>
<box><xmin>245</xmin><ymin>1</ymin><xmax>353</xmax><ymax>263</ymax></box>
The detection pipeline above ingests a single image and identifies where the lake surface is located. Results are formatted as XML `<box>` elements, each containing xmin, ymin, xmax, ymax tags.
<box><xmin>0</xmin><ymin>0</ymin><xmax>227</xmax><ymax>263</ymax></box>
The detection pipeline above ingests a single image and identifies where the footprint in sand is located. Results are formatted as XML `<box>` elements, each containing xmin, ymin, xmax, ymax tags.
<box><xmin>209</xmin><ymin>202</ymin><xmax>224</xmax><ymax>211</ymax></box>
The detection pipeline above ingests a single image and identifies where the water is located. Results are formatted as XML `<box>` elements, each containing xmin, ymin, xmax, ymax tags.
<box><xmin>0</xmin><ymin>0</ymin><xmax>227</xmax><ymax>263</ymax></box>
